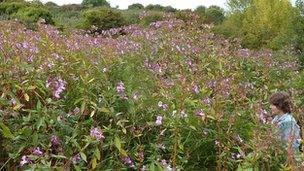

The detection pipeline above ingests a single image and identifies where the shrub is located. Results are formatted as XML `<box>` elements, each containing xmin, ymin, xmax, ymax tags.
<box><xmin>139</xmin><ymin>11</ymin><xmax>164</xmax><ymax>26</ymax></box>
<box><xmin>205</xmin><ymin>5</ymin><xmax>225</xmax><ymax>24</ymax></box>
<box><xmin>13</xmin><ymin>6</ymin><xmax>54</xmax><ymax>25</ymax></box>
<box><xmin>80</xmin><ymin>8</ymin><xmax>125</xmax><ymax>31</ymax></box>
<box><xmin>81</xmin><ymin>0</ymin><xmax>110</xmax><ymax>7</ymax></box>
<box><xmin>122</xmin><ymin>10</ymin><xmax>141</xmax><ymax>25</ymax></box>
<box><xmin>61</xmin><ymin>4</ymin><xmax>84</xmax><ymax>11</ymax></box>
<box><xmin>0</xmin><ymin>2</ymin><xmax>27</xmax><ymax>15</ymax></box>
<box><xmin>145</xmin><ymin>4</ymin><xmax>166</xmax><ymax>11</ymax></box>
<box><xmin>128</xmin><ymin>3</ymin><xmax>144</xmax><ymax>10</ymax></box>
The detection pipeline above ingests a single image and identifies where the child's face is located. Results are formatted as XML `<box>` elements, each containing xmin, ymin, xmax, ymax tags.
<box><xmin>270</xmin><ymin>104</ymin><xmax>281</xmax><ymax>115</ymax></box>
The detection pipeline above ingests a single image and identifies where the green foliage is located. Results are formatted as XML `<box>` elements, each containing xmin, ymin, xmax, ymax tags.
<box><xmin>294</xmin><ymin>1</ymin><xmax>304</xmax><ymax>68</ymax></box>
<box><xmin>13</xmin><ymin>6</ymin><xmax>54</xmax><ymax>25</ymax></box>
<box><xmin>44</xmin><ymin>1</ymin><xmax>58</xmax><ymax>8</ymax></box>
<box><xmin>128</xmin><ymin>3</ymin><xmax>144</xmax><ymax>10</ymax></box>
<box><xmin>217</xmin><ymin>0</ymin><xmax>296</xmax><ymax>50</ymax></box>
<box><xmin>0</xmin><ymin>2</ymin><xmax>27</xmax><ymax>15</ymax></box>
<box><xmin>227</xmin><ymin>0</ymin><xmax>252</xmax><ymax>13</ymax></box>
<box><xmin>122</xmin><ymin>10</ymin><xmax>140</xmax><ymax>25</ymax></box>
<box><xmin>140</xmin><ymin>11</ymin><xmax>164</xmax><ymax>26</ymax></box>
<box><xmin>195</xmin><ymin>5</ymin><xmax>206</xmax><ymax>15</ymax></box>
<box><xmin>243</xmin><ymin>0</ymin><xmax>296</xmax><ymax>49</ymax></box>
<box><xmin>80</xmin><ymin>7</ymin><xmax>125</xmax><ymax>31</ymax></box>
<box><xmin>61</xmin><ymin>4</ymin><xmax>83</xmax><ymax>11</ymax></box>
<box><xmin>0</xmin><ymin>5</ymin><xmax>303</xmax><ymax>171</ymax></box>
<box><xmin>174</xmin><ymin>10</ymin><xmax>196</xmax><ymax>22</ymax></box>
<box><xmin>81</xmin><ymin>0</ymin><xmax>110</xmax><ymax>7</ymax></box>
<box><xmin>145</xmin><ymin>4</ymin><xmax>166</xmax><ymax>11</ymax></box>
<box><xmin>205</xmin><ymin>5</ymin><xmax>225</xmax><ymax>24</ymax></box>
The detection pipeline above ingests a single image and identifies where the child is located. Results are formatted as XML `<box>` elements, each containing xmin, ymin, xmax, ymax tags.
<box><xmin>269</xmin><ymin>92</ymin><xmax>301</xmax><ymax>160</ymax></box>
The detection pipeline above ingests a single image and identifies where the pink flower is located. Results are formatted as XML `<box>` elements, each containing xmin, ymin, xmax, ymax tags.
<box><xmin>72</xmin><ymin>154</ymin><xmax>81</xmax><ymax>164</ymax></box>
<box><xmin>20</xmin><ymin>155</ymin><xmax>31</xmax><ymax>166</ymax></box>
<box><xmin>156</xmin><ymin>116</ymin><xmax>163</xmax><ymax>126</ymax></box>
<box><xmin>192</xmin><ymin>85</ymin><xmax>200</xmax><ymax>94</ymax></box>
<box><xmin>161</xmin><ymin>159</ymin><xmax>167</xmax><ymax>166</ymax></box>
<box><xmin>32</xmin><ymin>147</ymin><xmax>43</xmax><ymax>156</ymax></box>
<box><xmin>116</xmin><ymin>81</ymin><xmax>125</xmax><ymax>94</ymax></box>
<box><xmin>90</xmin><ymin>127</ymin><xmax>105</xmax><ymax>141</ymax></box>
<box><xmin>51</xmin><ymin>135</ymin><xmax>60</xmax><ymax>146</ymax></box>
<box><xmin>46</xmin><ymin>77</ymin><xmax>66</xmax><ymax>99</ymax></box>
<box><xmin>195</xmin><ymin>109</ymin><xmax>205</xmax><ymax>117</ymax></box>
<box><xmin>121</xmin><ymin>156</ymin><xmax>135</xmax><ymax>168</ymax></box>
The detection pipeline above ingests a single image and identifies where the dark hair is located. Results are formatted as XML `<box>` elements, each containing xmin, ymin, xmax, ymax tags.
<box><xmin>269</xmin><ymin>92</ymin><xmax>292</xmax><ymax>114</ymax></box>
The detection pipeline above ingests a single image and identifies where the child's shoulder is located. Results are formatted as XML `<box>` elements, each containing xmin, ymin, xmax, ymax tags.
<box><xmin>280</xmin><ymin>113</ymin><xmax>298</xmax><ymax>124</ymax></box>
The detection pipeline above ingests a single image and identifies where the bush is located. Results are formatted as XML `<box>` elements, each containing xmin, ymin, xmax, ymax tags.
<box><xmin>145</xmin><ymin>4</ymin><xmax>166</xmax><ymax>11</ymax></box>
<box><xmin>139</xmin><ymin>11</ymin><xmax>164</xmax><ymax>26</ymax></box>
<box><xmin>128</xmin><ymin>3</ymin><xmax>144</xmax><ymax>10</ymax></box>
<box><xmin>81</xmin><ymin>0</ymin><xmax>110</xmax><ymax>7</ymax></box>
<box><xmin>164</xmin><ymin>6</ymin><xmax>176</xmax><ymax>12</ymax></box>
<box><xmin>44</xmin><ymin>2</ymin><xmax>59</xmax><ymax>8</ymax></box>
<box><xmin>122</xmin><ymin>10</ymin><xmax>141</xmax><ymax>25</ymax></box>
<box><xmin>217</xmin><ymin>0</ymin><xmax>296</xmax><ymax>50</ymax></box>
<box><xmin>80</xmin><ymin>8</ymin><xmax>125</xmax><ymax>31</ymax></box>
<box><xmin>61</xmin><ymin>4</ymin><xmax>84</xmax><ymax>11</ymax></box>
<box><xmin>205</xmin><ymin>5</ymin><xmax>225</xmax><ymax>24</ymax></box>
<box><xmin>0</xmin><ymin>2</ymin><xmax>27</xmax><ymax>15</ymax></box>
<box><xmin>13</xmin><ymin>6</ymin><xmax>54</xmax><ymax>25</ymax></box>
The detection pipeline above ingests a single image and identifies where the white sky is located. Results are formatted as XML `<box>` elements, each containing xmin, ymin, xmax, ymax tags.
<box><xmin>39</xmin><ymin>0</ymin><xmax>297</xmax><ymax>10</ymax></box>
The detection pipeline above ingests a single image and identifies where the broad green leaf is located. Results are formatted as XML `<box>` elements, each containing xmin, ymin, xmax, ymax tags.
<box><xmin>100</xmin><ymin>107</ymin><xmax>110</xmax><ymax>113</ymax></box>
<box><xmin>80</xmin><ymin>152</ymin><xmax>87</xmax><ymax>162</ymax></box>
<box><xmin>114</xmin><ymin>136</ymin><xmax>122</xmax><ymax>151</ymax></box>
<box><xmin>92</xmin><ymin>157</ymin><xmax>97</xmax><ymax>169</ymax></box>
<box><xmin>94</xmin><ymin>149</ymin><xmax>101</xmax><ymax>160</ymax></box>
<box><xmin>0</xmin><ymin>122</ymin><xmax>14</xmax><ymax>139</ymax></box>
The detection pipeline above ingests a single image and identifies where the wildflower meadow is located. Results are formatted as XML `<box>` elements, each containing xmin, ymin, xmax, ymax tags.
<box><xmin>1</xmin><ymin>1</ymin><xmax>304</xmax><ymax>171</ymax></box>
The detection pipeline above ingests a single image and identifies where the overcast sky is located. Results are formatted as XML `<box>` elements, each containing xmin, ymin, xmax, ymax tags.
<box><xmin>39</xmin><ymin>0</ymin><xmax>297</xmax><ymax>10</ymax></box>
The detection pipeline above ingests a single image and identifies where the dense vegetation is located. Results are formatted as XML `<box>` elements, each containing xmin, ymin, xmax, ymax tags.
<box><xmin>1</xmin><ymin>0</ymin><xmax>304</xmax><ymax>170</ymax></box>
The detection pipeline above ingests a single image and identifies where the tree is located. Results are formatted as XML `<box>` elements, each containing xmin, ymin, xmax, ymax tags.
<box><xmin>294</xmin><ymin>0</ymin><xmax>304</xmax><ymax>68</ymax></box>
<box><xmin>81</xmin><ymin>0</ymin><xmax>109</xmax><ymax>7</ymax></box>
<box><xmin>145</xmin><ymin>4</ymin><xmax>165</xmax><ymax>11</ymax></box>
<box><xmin>296</xmin><ymin>0</ymin><xmax>304</xmax><ymax>16</ymax></box>
<box><xmin>164</xmin><ymin>6</ymin><xmax>176</xmax><ymax>12</ymax></box>
<box><xmin>45</xmin><ymin>2</ymin><xmax>58</xmax><ymax>7</ymax></box>
<box><xmin>128</xmin><ymin>3</ymin><xmax>144</xmax><ymax>10</ymax></box>
<box><xmin>195</xmin><ymin>5</ymin><xmax>206</xmax><ymax>14</ymax></box>
<box><xmin>227</xmin><ymin>0</ymin><xmax>252</xmax><ymax>13</ymax></box>
<box><xmin>205</xmin><ymin>5</ymin><xmax>225</xmax><ymax>24</ymax></box>
<box><xmin>242</xmin><ymin>0</ymin><xmax>296</xmax><ymax>49</ymax></box>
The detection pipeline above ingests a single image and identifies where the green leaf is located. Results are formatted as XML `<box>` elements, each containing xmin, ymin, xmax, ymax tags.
<box><xmin>50</xmin><ymin>154</ymin><xmax>68</xmax><ymax>159</ymax></box>
<box><xmin>149</xmin><ymin>163</ymin><xmax>156</xmax><ymax>171</ymax></box>
<box><xmin>100</xmin><ymin>107</ymin><xmax>110</xmax><ymax>113</ymax></box>
<box><xmin>94</xmin><ymin>148</ymin><xmax>101</xmax><ymax>160</ymax></box>
<box><xmin>81</xmin><ymin>101</ymin><xmax>86</xmax><ymax>114</ymax></box>
<box><xmin>114</xmin><ymin>136</ymin><xmax>122</xmax><ymax>151</ymax></box>
<box><xmin>74</xmin><ymin>165</ymin><xmax>81</xmax><ymax>171</ymax></box>
<box><xmin>80</xmin><ymin>152</ymin><xmax>87</xmax><ymax>162</ymax></box>
<box><xmin>0</xmin><ymin>122</ymin><xmax>14</xmax><ymax>139</ymax></box>
<box><xmin>92</xmin><ymin>157</ymin><xmax>97</xmax><ymax>169</ymax></box>
<box><xmin>37</xmin><ymin>117</ymin><xmax>45</xmax><ymax>130</ymax></box>
<box><xmin>36</xmin><ymin>100</ymin><xmax>42</xmax><ymax>111</ymax></box>
<box><xmin>32</xmin><ymin>133</ymin><xmax>38</xmax><ymax>146</ymax></box>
